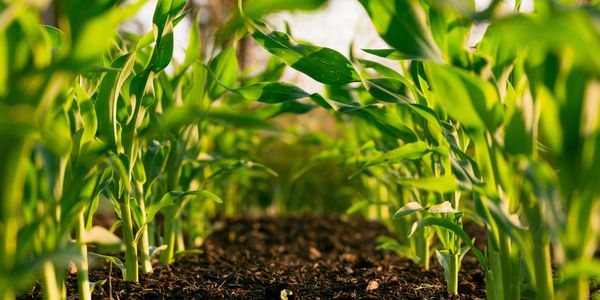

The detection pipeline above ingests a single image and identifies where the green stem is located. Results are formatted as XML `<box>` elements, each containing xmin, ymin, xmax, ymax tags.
<box><xmin>415</xmin><ymin>227</ymin><xmax>430</xmax><ymax>270</ymax></box>
<box><xmin>160</xmin><ymin>212</ymin><xmax>176</xmax><ymax>265</ymax></box>
<box><xmin>119</xmin><ymin>195</ymin><xmax>138</xmax><ymax>282</ymax></box>
<box><xmin>136</xmin><ymin>184</ymin><xmax>152</xmax><ymax>274</ymax></box>
<box><xmin>41</xmin><ymin>261</ymin><xmax>60</xmax><ymax>300</ymax></box>
<box><xmin>175</xmin><ymin>219</ymin><xmax>185</xmax><ymax>252</ymax></box>
<box><xmin>485</xmin><ymin>270</ymin><xmax>498</xmax><ymax>300</ymax></box>
<box><xmin>532</xmin><ymin>241</ymin><xmax>554</xmax><ymax>300</ymax></box>
<box><xmin>0</xmin><ymin>139</ymin><xmax>30</xmax><ymax>300</ymax></box>
<box><xmin>488</xmin><ymin>236</ymin><xmax>506</xmax><ymax>300</ymax></box>
<box><xmin>499</xmin><ymin>233</ymin><xmax>513</xmax><ymax>300</ymax></box>
<box><xmin>447</xmin><ymin>254</ymin><xmax>460</xmax><ymax>294</ymax></box>
<box><xmin>76</xmin><ymin>212</ymin><xmax>91</xmax><ymax>300</ymax></box>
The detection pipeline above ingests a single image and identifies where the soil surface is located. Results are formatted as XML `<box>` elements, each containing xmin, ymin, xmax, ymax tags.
<box><xmin>20</xmin><ymin>215</ymin><xmax>487</xmax><ymax>299</ymax></box>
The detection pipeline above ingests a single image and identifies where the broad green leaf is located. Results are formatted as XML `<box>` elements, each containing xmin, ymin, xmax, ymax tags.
<box><xmin>75</xmin><ymin>84</ymin><xmax>97</xmax><ymax>148</ymax></box>
<box><xmin>66</xmin><ymin>0</ymin><xmax>144</xmax><ymax>66</ymax></box>
<box><xmin>428</xmin><ymin>0</ymin><xmax>474</xmax><ymax>66</ymax></box>
<box><xmin>108</xmin><ymin>154</ymin><xmax>131</xmax><ymax>195</ymax></box>
<box><xmin>250</xmin><ymin>22</ymin><xmax>360</xmax><ymax>85</ymax></box>
<box><xmin>95</xmin><ymin>54</ymin><xmax>136</xmax><ymax>151</ymax></box>
<box><xmin>351</xmin><ymin>105</ymin><xmax>418</xmax><ymax>141</ymax></box>
<box><xmin>504</xmin><ymin>107</ymin><xmax>533</xmax><ymax>156</ymax></box>
<box><xmin>173</xmin><ymin>190</ymin><xmax>222</xmax><ymax>219</ymax></box>
<box><xmin>83</xmin><ymin>226</ymin><xmax>123</xmax><ymax>247</ymax></box>
<box><xmin>179</xmin><ymin>14</ymin><xmax>201</xmax><ymax>74</ymax></box>
<box><xmin>359</xmin><ymin>0</ymin><xmax>443</xmax><ymax>62</ymax></box>
<box><xmin>478</xmin><ymin>23</ymin><xmax>519</xmax><ymax>77</ymax></box>
<box><xmin>397</xmin><ymin>176</ymin><xmax>459</xmax><ymax>193</ymax></box>
<box><xmin>217</xmin><ymin>0</ymin><xmax>327</xmax><ymax>46</ymax></box>
<box><xmin>366</xmin><ymin>77</ymin><xmax>411</xmax><ymax>104</ymax></box>
<box><xmin>207</xmin><ymin>47</ymin><xmax>239</xmax><ymax>100</ymax></box>
<box><xmin>364</xmin><ymin>141</ymin><xmax>430</xmax><ymax>169</ymax></box>
<box><xmin>2</xmin><ymin>248</ymin><xmax>81</xmax><ymax>290</ymax></box>
<box><xmin>144</xmin><ymin>192</ymin><xmax>178</xmax><ymax>230</ymax></box>
<box><xmin>406</xmin><ymin>104</ymin><xmax>445</xmax><ymax>145</ymax></box>
<box><xmin>346</xmin><ymin>200</ymin><xmax>371</xmax><ymax>215</ymax></box>
<box><xmin>490</xmin><ymin>11</ymin><xmax>600</xmax><ymax>75</ymax></box>
<box><xmin>393</xmin><ymin>201</ymin><xmax>424</xmax><ymax>219</ymax></box>
<box><xmin>179</xmin><ymin>190</ymin><xmax>223</xmax><ymax>204</ymax></box>
<box><xmin>426</xmin><ymin>63</ymin><xmax>503</xmax><ymax>130</ymax></box>
<box><xmin>41</xmin><ymin>112</ymin><xmax>72</xmax><ymax>157</ymax></box>
<box><xmin>559</xmin><ymin>260</ymin><xmax>600</xmax><ymax>287</ymax></box>
<box><xmin>161</xmin><ymin>107</ymin><xmax>275</xmax><ymax>130</ymax></box>
<box><xmin>237</xmin><ymin>82</ymin><xmax>309</xmax><ymax>103</ymax></box>
<box><xmin>136</xmin><ymin>31</ymin><xmax>155</xmax><ymax>50</ymax></box>
<box><xmin>255</xmin><ymin>101</ymin><xmax>314</xmax><ymax>118</ymax></box>
<box><xmin>363</xmin><ymin>48</ymin><xmax>420</xmax><ymax>61</ymax></box>
<box><xmin>89</xmin><ymin>253</ymin><xmax>127</xmax><ymax>278</ymax></box>
<box><xmin>152</xmin><ymin>22</ymin><xmax>174</xmax><ymax>72</ymax></box>
<box><xmin>244</xmin><ymin>0</ymin><xmax>327</xmax><ymax>16</ymax></box>
<box><xmin>409</xmin><ymin>217</ymin><xmax>487</xmax><ymax>271</ymax></box>
<box><xmin>132</xmin><ymin>157</ymin><xmax>146</xmax><ymax>183</ymax></box>
<box><xmin>41</xmin><ymin>25</ymin><xmax>65</xmax><ymax>51</ymax></box>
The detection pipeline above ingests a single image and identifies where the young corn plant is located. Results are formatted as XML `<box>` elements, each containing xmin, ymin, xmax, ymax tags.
<box><xmin>245</xmin><ymin>0</ymin><xmax>600</xmax><ymax>299</ymax></box>
<box><xmin>0</xmin><ymin>1</ymin><xmax>140</xmax><ymax>299</ymax></box>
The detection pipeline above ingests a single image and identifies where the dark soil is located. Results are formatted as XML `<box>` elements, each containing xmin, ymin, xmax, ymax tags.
<box><xmin>21</xmin><ymin>215</ymin><xmax>487</xmax><ymax>299</ymax></box>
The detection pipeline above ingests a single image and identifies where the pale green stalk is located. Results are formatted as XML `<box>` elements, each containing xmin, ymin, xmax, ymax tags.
<box><xmin>76</xmin><ymin>212</ymin><xmax>91</xmax><ymax>300</ymax></box>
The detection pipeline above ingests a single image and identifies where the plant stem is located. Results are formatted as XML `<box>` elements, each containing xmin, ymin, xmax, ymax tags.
<box><xmin>415</xmin><ymin>227</ymin><xmax>430</xmax><ymax>270</ymax></box>
<box><xmin>485</xmin><ymin>270</ymin><xmax>498</xmax><ymax>300</ymax></box>
<box><xmin>136</xmin><ymin>183</ymin><xmax>152</xmax><ymax>274</ymax></box>
<box><xmin>119</xmin><ymin>194</ymin><xmax>139</xmax><ymax>282</ymax></box>
<box><xmin>488</xmin><ymin>236</ymin><xmax>506</xmax><ymax>300</ymax></box>
<box><xmin>76</xmin><ymin>212</ymin><xmax>91</xmax><ymax>300</ymax></box>
<box><xmin>532</xmin><ymin>241</ymin><xmax>554</xmax><ymax>300</ymax></box>
<box><xmin>447</xmin><ymin>254</ymin><xmax>460</xmax><ymax>294</ymax></box>
<box><xmin>0</xmin><ymin>139</ymin><xmax>30</xmax><ymax>300</ymax></box>
<box><xmin>41</xmin><ymin>261</ymin><xmax>60</xmax><ymax>300</ymax></box>
<box><xmin>160</xmin><ymin>211</ymin><xmax>176</xmax><ymax>265</ymax></box>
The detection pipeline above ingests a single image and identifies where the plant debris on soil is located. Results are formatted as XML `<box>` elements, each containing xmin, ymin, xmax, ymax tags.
<box><xmin>21</xmin><ymin>215</ymin><xmax>487</xmax><ymax>299</ymax></box>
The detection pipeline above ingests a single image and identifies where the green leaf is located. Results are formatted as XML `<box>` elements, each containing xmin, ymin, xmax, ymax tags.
<box><xmin>366</xmin><ymin>77</ymin><xmax>411</xmax><ymax>104</ymax></box>
<box><xmin>217</xmin><ymin>0</ymin><xmax>327</xmax><ymax>46</ymax></box>
<box><xmin>243</xmin><ymin>0</ymin><xmax>327</xmax><ymax>16</ymax></box>
<box><xmin>89</xmin><ymin>253</ymin><xmax>127</xmax><ymax>278</ymax></box>
<box><xmin>250</xmin><ymin>23</ymin><xmax>360</xmax><ymax>85</ymax></box>
<box><xmin>393</xmin><ymin>201</ymin><xmax>424</xmax><ymax>219</ymax></box>
<box><xmin>161</xmin><ymin>107</ymin><xmax>275</xmax><ymax>130</ymax></box>
<box><xmin>352</xmin><ymin>141</ymin><xmax>430</xmax><ymax>178</ymax></box>
<box><xmin>41</xmin><ymin>25</ymin><xmax>65</xmax><ymax>50</ymax></box>
<box><xmin>83</xmin><ymin>226</ymin><xmax>123</xmax><ymax>250</ymax></box>
<box><xmin>409</xmin><ymin>217</ymin><xmax>487</xmax><ymax>271</ymax></box>
<box><xmin>75</xmin><ymin>84</ymin><xmax>97</xmax><ymax>148</ymax></box>
<box><xmin>397</xmin><ymin>176</ymin><xmax>459</xmax><ymax>193</ymax></box>
<box><xmin>152</xmin><ymin>22</ymin><xmax>174</xmax><ymax>72</ymax></box>
<box><xmin>358</xmin><ymin>0</ymin><xmax>443</xmax><ymax>62</ymax></box>
<box><xmin>558</xmin><ymin>260</ymin><xmax>600</xmax><ymax>287</ymax></box>
<box><xmin>426</xmin><ymin>63</ymin><xmax>503</xmax><ymax>130</ymax></box>
<box><xmin>237</xmin><ymin>82</ymin><xmax>310</xmax><ymax>103</ymax></box>
<box><xmin>179</xmin><ymin>14</ymin><xmax>201</xmax><ymax>74</ymax></box>
<box><xmin>504</xmin><ymin>107</ymin><xmax>533</xmax><ymax>156</ymax></box>
<box><xmin>363</xmin><ymin>48</ymin><xmax>420</xmax><ymax>61</ymax></box>
<box><xmin>346</xmin><ymin>200</ymin><xmax>371</xmax><ymax>215</ymax></box>
<box><xmin>207</xmin><ymin>47</ymin><xmax>239</xmax><ymax>100</ymax></box>
<box><xmin>95</xmin><ymin>54</ymin><xmax>136</xmax><ymax>151</ymax></box>
<box><xmin>179</xmin><ymin>190</ymin><xmax>223</xmax><ymax>204</ymax></box>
